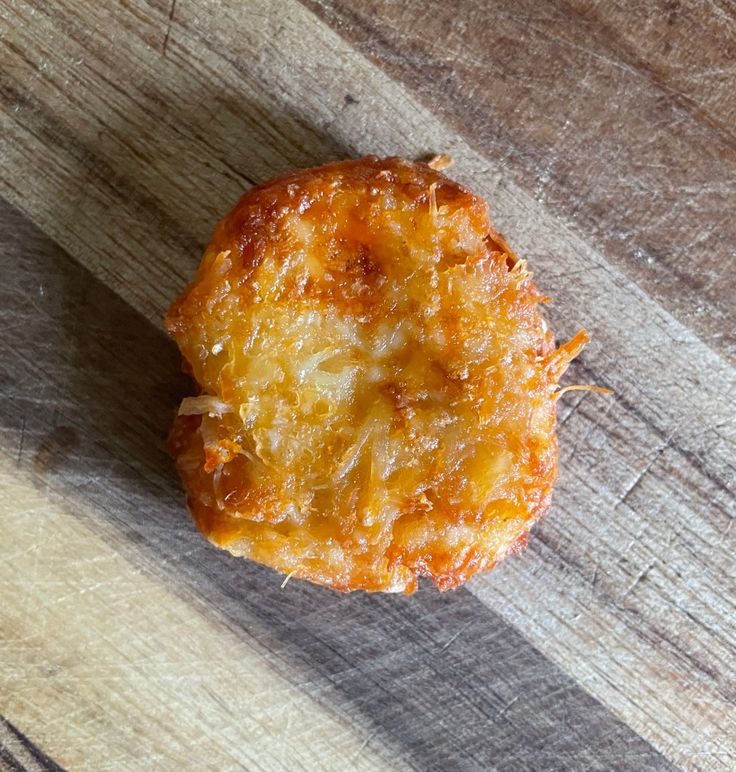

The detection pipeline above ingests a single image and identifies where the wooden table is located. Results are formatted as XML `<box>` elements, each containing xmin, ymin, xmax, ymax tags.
<box><xmin>1</xmin><ymin>2</ymin><xmax>734</xmax><ymax>769</ymax></box>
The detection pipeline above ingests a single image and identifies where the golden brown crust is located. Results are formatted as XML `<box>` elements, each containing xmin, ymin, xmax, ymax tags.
<box><xmin>166</xmin><ymin>156</ymin><xmax>583</xmax><ymax>593</ymax></box>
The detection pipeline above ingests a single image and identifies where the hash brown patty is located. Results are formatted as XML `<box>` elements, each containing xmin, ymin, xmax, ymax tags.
<box><xmin>166</xmin><ymin>156</ymin><xmax>587</xmax><ymax>593</ymax></box>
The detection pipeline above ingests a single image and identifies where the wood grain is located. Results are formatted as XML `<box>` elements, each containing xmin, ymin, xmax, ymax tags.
<box><xmin>0</xmin><ymin>717</ymin><xmax>64</xmax><ymax>772</ymax></box>
<box><xmin>0</xmin><ymin>207</ymin><xmax>395</xmax><ymax>771</ymax></box>
<box><xmin>0</xmin><ymin>200</ymin><xmax>669</xmax><ymax>770</ymax></box>
<box><xmin>305</xmin><ymin>0</ymin><xmax>736</xmax><ymax>363</ymax></box>
<box><xmin>0</xmin><ymin>0</ymin><xmax>734</xmax><ymax>768</ymax></box>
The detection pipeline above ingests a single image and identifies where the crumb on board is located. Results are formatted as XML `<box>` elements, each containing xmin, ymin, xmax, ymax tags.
<box><xmin>426</xmin><ymin>153</ymin><xmax>454</xmax><ymax>171</ymax></box>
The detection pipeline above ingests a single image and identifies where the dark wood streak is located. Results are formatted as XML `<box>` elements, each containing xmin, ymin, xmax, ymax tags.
<box><xmin>162</xmin><ymin>0</ymin><xmax>176</xmax><ymax>56</ymax></box>
<box><xmin>0</xmin><ymin>747</ymin><xmax>26</xmax><ymax>772</ymax></box>
<box><xmin>0</xmin><ymin>198</ymin><xmax>671</xmax><ymax>770</ymax></box>
<box><xmin>302</xmin><ymin>0</ymin><xmax>736</xmax><ymax>363</ymax></box>
<box><xmin>559</xmin><ymin>0</ymin><xmax>736</xmax><ymax>135</ymax></box>
<box><xmin>0</xmin><ymin>717</ymin><xmax>66</xmax><ymax>772</ymax></box>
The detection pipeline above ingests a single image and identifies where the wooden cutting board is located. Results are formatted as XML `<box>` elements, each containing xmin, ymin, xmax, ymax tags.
<box><xmin>1</xmin><ymin>1</ymin><xmax>734</xmax><ymax>769</ymax></box>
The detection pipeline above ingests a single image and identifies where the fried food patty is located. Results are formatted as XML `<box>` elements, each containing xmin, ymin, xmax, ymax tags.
<box><xmin>166</xmin><ymin>156</ymin><xmax>587</xmax><ymax>593</ymax></box>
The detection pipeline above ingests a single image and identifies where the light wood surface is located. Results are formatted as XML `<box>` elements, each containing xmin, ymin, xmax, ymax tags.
<box><xmin>1</xmin><ymin>1</ymin><xmax>734</xmax><ymax>769</ymax></box>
